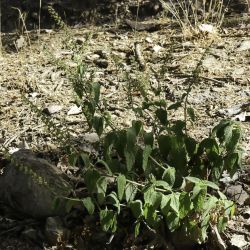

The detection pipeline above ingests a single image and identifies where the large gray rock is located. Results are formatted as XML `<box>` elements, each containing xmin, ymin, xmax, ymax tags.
<box><xmin>0</xmin><ymin>150</ymin><xmax>72</xmax><ymax>218</ymax></box>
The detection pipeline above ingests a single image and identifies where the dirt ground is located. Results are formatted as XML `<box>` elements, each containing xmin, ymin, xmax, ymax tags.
<box><xmin>0</xmin><ymin>5</ymin><xmax>250</xmax><ymax>250</ymax></box>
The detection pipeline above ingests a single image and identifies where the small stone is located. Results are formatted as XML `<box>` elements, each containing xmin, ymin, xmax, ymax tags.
<box><xmin>67</xmin><ymin>105</ymin><xmax>82</xmax><ymax>115</ymax></box>
<box><xmin>15</xmin><ymin>36</ymin><xmax>26</xmax><ymax>50</ymax></box>
<box><xmin>152</xmin><ymin>45</ymin><xmax>163</xmax><ymax>53</ymax></box>
<box><xmin>230</xmin><ymin>234</ymin><xmax>248</xmax><ymax>249</ymax></box>
<box><xmin>0</xmin><ymin>149</ymin><xmax>72</xmax><ymax>218</ymax></box>
<box><xmin>86</xmin><ymin>54</ymin><xmax>100</xmax><ymax>61</ymax></box>
<box><xmin>51</xmin><ymin>71</ymin><xmax>62</xmax><ymax>82</ymax></box>
<box><xmin>225</xmin><ymin>185</ymin><xmax>249</xmax><ymax>205</ymax></box>
<box><xmin>236</xmin><ymin>40</ymin><xmax>250</xmax><ymax>52</ymax></box>
<box><xmin>43</xmin><ymin>105</ymin><xmax>63</xmax><ymax>115</ymax></box>
<box><xmin>198</xmin><ymin>23</ymin><xmax>217</xmax><ymax>34</ymax></box>
<box><xmin>75</xmin><ymin>37</ymin><xmax>86</xmax><ymax>45</ymax></box>
<box><xmin>95</xmin><ymin>59</ymin><xmax>109</xmax><ymax>68</ymax></box>
<box><xmin>82</xmin><ymin>133</ymin><xmax>99</xmax><ymax>143</ymax></box>
<box><xmin>111</xmin><ymin>51</ymin><xmax>126</xmax><ymax>59</ymax></box>
<box><xmin>94</xmin><ymin>50</ymin><xmax>109</xmax><ymax>59</ymax></box>
<box><xmin>145</xmin><ymin>37</ymin><xmax>153</xmax><ymax>43</ymax></box>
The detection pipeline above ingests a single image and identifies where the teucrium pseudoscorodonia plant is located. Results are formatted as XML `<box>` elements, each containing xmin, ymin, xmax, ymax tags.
<box><xmin>66</xmin><ymin>57</ymin><xmax>242</xmax><ymax>245</ymax></box>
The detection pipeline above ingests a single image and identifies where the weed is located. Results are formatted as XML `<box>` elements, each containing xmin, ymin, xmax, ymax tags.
<box><xmin>59</xmin><ymin>41</ymin><xmax>243</xmax><ymax>246</ymax></box>
<box><xmin>11</xmin><ymin>7</ymin><xmax>31</xmax><ymax>47</ymax></box>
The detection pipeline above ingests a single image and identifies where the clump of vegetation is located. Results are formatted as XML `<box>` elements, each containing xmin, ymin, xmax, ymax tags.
<box><xmin>59</xmin><ymin>47</ymin><xmax>243</xmax><ymax>247</ymax></box>
<box><xmin>160</xmin><ymin>0</ymin><xmax>227</xmax><ymax>36</ymax></box>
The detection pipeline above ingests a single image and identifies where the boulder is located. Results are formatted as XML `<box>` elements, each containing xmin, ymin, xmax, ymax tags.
<box><xmin>0</xmin><ymin>149</ymin><xmax>72</xmax><ymax>218</ymax></box>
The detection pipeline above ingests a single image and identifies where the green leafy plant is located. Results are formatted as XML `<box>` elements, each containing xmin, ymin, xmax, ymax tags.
<box><xmin>63</xmin><ymin>50</ymin><xmax>242</xmax><ymax>246</ymax></box>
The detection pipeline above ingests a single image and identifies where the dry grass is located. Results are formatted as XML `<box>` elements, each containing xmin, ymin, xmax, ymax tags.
<box><xmin>160</xmin><ymin>0</ymin><xmax>228</xmax><ymax>36</ymax></box>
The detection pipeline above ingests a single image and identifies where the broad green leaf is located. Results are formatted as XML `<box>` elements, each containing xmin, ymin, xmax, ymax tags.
<box><xmin>104</xmin><ymin>111</ymin><xmax>112</xmax><ymax>125</ymax></box>
<box><xmin>202</xmin><ymin>196</ymin><xmax>218</xmax><ymax>219</ymax></box>
<box><xmin>134</xmin><ymin>221</ymin><xmax>141</xmax><ymax>238</ymax></box>
<box><xmin>185</xmin><ymin>137</ymin><xmax>197</xmax><ymax>157</ymax></box>
<box><xmin>210</xmin><ymin>155</ymin><xmax>224</xmax><ymax>182</ymax></box>
<box><xmin>125</xmin><ymin>183</ymin><xmax>137</xmax><ymax>202</ymax></box>
<box><xmin>126</xmin><ymin>127</ymin><xmax>137</xmax><ymax>149</ymax></box>
<box><xmin>154</xmin><ymin>99</ymin><xmax>167</xmax><ymax>107</ymax></box>
<box><xmin>222</xmin><ymin>200</ymin><xmax>235</xmax><ymax>217</ymax></box>
<box><xmin>130</xmin><ymin>200</ymin><xmax>143</xmax><ymax>218</ymax></box>
<box><xmin>144</xmin><ymin>188</ymin><xmax>162</xmax><ymax>209</ymax></box>
<box><xmin>217</xmin><ymin>191</ymin><xmax>227</xmax><ymax>200</ymax></box>
<box><xmin>162</xmin><ymin>167</ymin><xmax>176</xmax><ymax>187</ymax></box>
<box><xmin>115</xmin><ymin>130</ymin><xmax>127</xmax><ymax>157</ymax></box>
<box><xmin>65</xmin><ymin>199</ymin><xmax>79</xmax><ymax>213</ymax></box>
<box><xmin>83</xmin><ymin>100</ymin><xmax>95</xmax><ymax>127</ymax></box>
<box><xmin>217</xmin><ymin>216</ymin><xmax>228</xmax><ymax>232</ymax></box>
<box><xmin>104</xmin><ymin>132</ymin><xmax>116</xmax><ymax>159</ymax></box>
<box><xmin>181</xmin><ymin>93</ymin><xmax>187</xmax><ymax>100</ymax></box>
<box><xmin>187</xmin><ymin>107</ymin><xmax>195</xmax><ymax>122</ymax></box>
<box><xmin>84</xmin><ymin>169</ymin><xmax>101</xmax><ymax>193</ymax></box>
<box><xmin>155</xmin><ymin>108</ymin><xmax>168</xmax><ymax>125</ymax></box>
<box><xmin>211</xmin><ymin>120</ymin><xmax>230</xmax><ymax>138</ymax></box>
<box><xmin>117</xmin><ymin>174</ymin><xmax>126</xmax><ymax>200</ymax></box>
<box><xmin>170</xmin><ymin>193</ymin><xmax>180</xmax><ymax>214</ymax></box>
<box><xmin>93</xmin><ymin>116</ymin><xmax>104</xmax><ymax>136</ymax></box>
<box><xmin>96</xmin><ymin>176</ymin><xmax>108</xmax><ymax>204</ymax></box>
<box><xmin>223</xmin><ymin>125</ymin><xmax>233</xmax><ymax>148</ymax></box>
<box><xmin>226</xmin><ymin>126</ymin><xmax>241</xmax><ymax>152</ymax></box>
<box><xmin>142</xmin><ymin>100</ymin><xmax>151</xmax><ymax>110</ymax></box>
<box><xmin>96</xmin><ymin>176</ymin><xmax>108</xmax><ymax>194</ymax></box>
<box><xmin>78</xmin><ymin>64</ymin><xmax>85</xmax><ymax>76</ymax></box>
<box><xmin>92</xmin><ymin>82</ymin><xmax>100</xmax><ymax>104</ymax></box>
<box><xmin>185</xmin><ymin>176</ymin><xmax>201</xmax><ymax>184</ymax></box>
<box><xmin>124</xmin><ymin>149</ymin><xmax>135</xmax><ymax>171</ymax></box>
<box><xmin>161</xmin><ymin>194</ymin><xmax>171</xmax><ymax>216</ymax></box>
<box><xmin>100</xmin><ymin>209</ymin><xmax>117</xmax><ymax>233</ymax></box>
<box><xmin>200</xmin><ymin>214</ymin><xmax>210</xmax><ymax>242</ymax></box>
<box><xmin>144</xmin><ymin>132</ymin><xmax>154</xmax><ymax>147</ymax></box>
<box><xmin>169</xmin><ymin>139</ymin><xmax>188</xmax><ymax>172</ymax></box>
<box><xmin>132</xmin><ymin>120</ymin><xmax>143</xmax><ymax>136</ymax></box>
<box><xmin>165</xmin><ymin>211</ymin><xmax>180</xmax><ymax>232</ymax></box>
<box><xmin>203</xmin><ymin>180</ymin><xmax>219</xmax><ymax>190</ymax></box>
<box><xmin>158</xmin><ymin>135</ymin><xmax>172</xmax><ymax>158</ymax></box>
<box><xmin>107</xmin><ymin>192</ymin><xmax>120</xmax><ymax>213</ymax></box>
<box><xmin>154</xmin><ymin>180</ymin><xmax>171</xmax><ymax>191</ymax></box>
<box><xmin>167</xmin><ymin>102</ymin><xmax>182</xmax><ymax>110</ymax></box>
<box><xmin>192</xmin><ymin>185</ymin><xmax>207</xmax><ymax>211</ymax></box>
<box><xmin>224</xmin><ymin>153</ymin><xmax>239</xmax><ymax>176</ymax></box>
<box><xmin>142</xmin><ymin>145</ymin><xmax>152</xmax><ymax>172</ymax></box>
<box><xmin>80</xmin><ymin>153</ymin><xmax>90</xmax><ymax>168</ymax></box>
<box><xmin>96</xmin><ymin>160</ymin><xmax>112</xmax><ymax>175</ymax></box>
<box><xmin>82</xmin><ymin>197</ymin><xmax>95</xmax><ymax>215</ymax></box>
<box><xmin>144</xmin><ymin>204</ymin><xmax>160</xmax><ymax>228</ymax></box>
<box><xmin>68</xmin><ymin>153</ymin><xmax>78</xmax><ymax>167</ymax></box>
<box><xmin>179</xmin><ymin>192</ymin><xmax>193</xmax><ymax>219</ymax></box>
<box><xmin>170</xmin><ymin>120</ymin><xmax>186</xmax><ymax>136</ymax></box>
<box><xmin>197</xmin><ymin>138</ymin><xmax>219</xmax><ymax>156</ymax></box>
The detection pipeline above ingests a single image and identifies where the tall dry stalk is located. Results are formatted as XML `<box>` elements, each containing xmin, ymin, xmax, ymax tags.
<box><xmin>12</xmin><ymin>7</ymin><xmax>31</xmax><ymax>47</ymax></box>
<box><xmin>160</xmin><ymin>0</ymin><xmax>228</xmax><ymax>36</ymax></box>
<box><xmin>0</xmin><ymin>0</ymin><xmax>2</xmax><ymax>55</ymax></box>
<box><xmin>38</xmin><ymin>0</ymin><xmax>42</xmax><ymax>36</ymax></box>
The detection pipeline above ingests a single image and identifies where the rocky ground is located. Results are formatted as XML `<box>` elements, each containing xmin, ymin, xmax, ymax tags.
<box><xmin>0</xmin><ymin>1</ymin><xmax>250</xmax><ymax>249</ymax></box>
